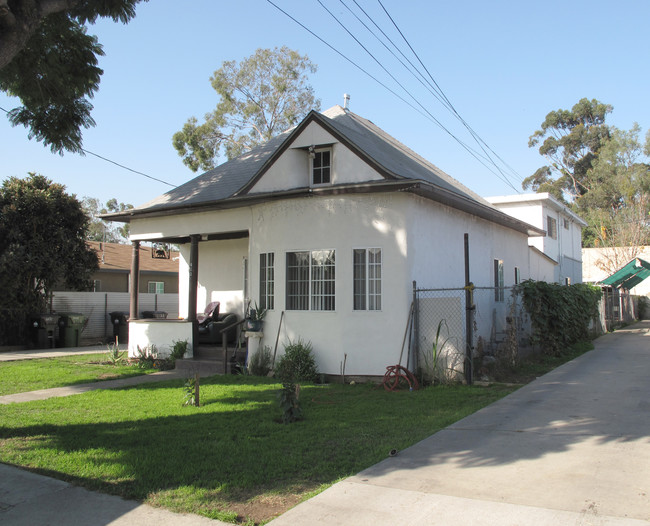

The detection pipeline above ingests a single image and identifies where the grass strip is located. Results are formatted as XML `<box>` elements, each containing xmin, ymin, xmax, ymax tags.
<box><xmin>0</xmin><ymin>354</ymin><xmax>153</xmax><ymax>395</ymax></box>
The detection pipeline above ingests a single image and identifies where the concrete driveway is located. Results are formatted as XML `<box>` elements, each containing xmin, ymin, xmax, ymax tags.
<box><xmin>270</xmin><ymin>322</ymin><xmax>650</xmax><ymax>525</ymax></box>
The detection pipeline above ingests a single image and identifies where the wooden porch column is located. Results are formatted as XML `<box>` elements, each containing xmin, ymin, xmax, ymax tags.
<box><xmin>188</xmin><ymin>235</ymin><xmax>200</xmax><ymax>349</ymax></box>
<box><xmin>187</xmin><ymin>235</ymin><xmax>200</xmax><ymax>321</ymax></box>
<box><xmin>129</xmin><ymin>240</ymin><xmax>140</xmax><ymax>320</ymax></box>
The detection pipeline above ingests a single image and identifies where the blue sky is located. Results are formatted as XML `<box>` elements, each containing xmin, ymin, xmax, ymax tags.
<box><xmin>2</xmin><ymin>0</ymin><xmax>649</xmax><ymax>209</ymax></box>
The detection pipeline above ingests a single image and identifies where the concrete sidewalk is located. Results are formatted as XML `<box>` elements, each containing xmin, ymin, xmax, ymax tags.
<box><xmin>270</xmin><ymin>322</ymin><xmax>650</xmax><ymax>525</ymax></box>
<box><xmin>0</xmin><ymin>463</ymin><xmax>230</xmax><ymax>526</ymax></box>
<box><xmin>0</xmin><ymin>345</ymin><xmax>111</xmax><ymax>362</ymax></box>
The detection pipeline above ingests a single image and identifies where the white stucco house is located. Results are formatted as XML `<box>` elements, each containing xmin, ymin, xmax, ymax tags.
<box><xmin>108</xmin><ymin>106</ymin><xmax>546</xmax><ymax>378</ymax></box>
<box><xmin>485</xmin><ymin>193</ymin><xmax>586</xmax><ymax>285</ymax></box>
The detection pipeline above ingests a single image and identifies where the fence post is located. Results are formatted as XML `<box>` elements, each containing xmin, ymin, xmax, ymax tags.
<box><xmin>464</xmin><ymin>233</ymin><xmax>473</xmax><ymax>385</ymax></box>
<box><xmin>412</xmin><ymin>280</ymin><xmax>418</xmax><ymax>372</ymax></box>
<box><xmin>104</xmin><ymin>293</ymin><xmax>108</xmax><ymax>343</ymax></box>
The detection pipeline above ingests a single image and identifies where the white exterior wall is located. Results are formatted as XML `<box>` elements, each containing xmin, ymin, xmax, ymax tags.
<box><xmin>248</xmin><ymin>193</ymin><xmax>410</xmax><ymax>377</ymax></box>
<box><xmin>407</xmin><ymin>196</ymin><xmax>532</xmax><ymax>359</ymax></box>
<box><xmin>486</xmin><ymin>194</ymin><xmax>585</xmax><ymax>284</ymax></box>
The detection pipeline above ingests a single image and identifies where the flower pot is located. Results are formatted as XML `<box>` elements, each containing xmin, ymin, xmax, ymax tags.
<box><xmin>245</xmin><ymin>319</ymin><xmax>263</xmax><ymax>332</ymax></box>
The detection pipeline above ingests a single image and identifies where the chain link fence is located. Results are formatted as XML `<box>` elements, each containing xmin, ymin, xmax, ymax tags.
<box><xmin>412</xmin><ymin>284</ymin><xmax>529</xmax><ymax>383</ymax></box>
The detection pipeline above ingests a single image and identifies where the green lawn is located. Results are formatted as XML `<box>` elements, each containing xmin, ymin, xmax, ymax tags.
<box><xmin>0</xmin><ymin>375</ymin><xmax>516</xmax><ymax>524</ymax></box>
<box><xmin>0</xmin><ymin>353</ymin><xmax>153</xmax><ymax>395</ymax></box>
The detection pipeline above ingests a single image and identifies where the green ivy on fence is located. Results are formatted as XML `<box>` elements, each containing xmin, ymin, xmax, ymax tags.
<box><xmin>517</xmin><ymin>280</ymin><xmax>602</xmax><ymax>356</ymax></box>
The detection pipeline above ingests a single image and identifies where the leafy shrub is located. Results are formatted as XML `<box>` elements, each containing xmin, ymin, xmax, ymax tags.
<box><xmin>249</xmin><ymin>345</ymin><xmax>272</xmax><ymax>376</ymax></box>
<box><xmin>517</xmin><ymin>280</ymin><xmax>602</xmax><ymax>356</ymax></box>
<box><xmin>170</xmin><ymin>339</ymin><xmax>189</xmax><ymax>361</ymax></box>
<box><xmin>275</xmin><ymin>339</ymin><xmax>318</xmax><ymax>384</ymax></box>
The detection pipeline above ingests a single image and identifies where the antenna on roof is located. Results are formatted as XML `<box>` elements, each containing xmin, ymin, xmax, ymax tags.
<box><xmin>343</xmin><ymin>93</ymin><xmax>350</xmax><ymax>111</ymax></box>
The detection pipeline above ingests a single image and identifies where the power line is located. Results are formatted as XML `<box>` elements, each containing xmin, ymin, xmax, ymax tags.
<box><xmin>0</xmin><ymin>105</ymin><xmax>176</xmax><ymax>188</ymax></box>
<box><xmin>374</xmin><ymin>0</ymin><xmax>523</xmax><ymax>187</ymax></box>
<box><xmin>267</xmin><ymin>0</ymin><xmax>520</xmax><ymax>191</ymax></box>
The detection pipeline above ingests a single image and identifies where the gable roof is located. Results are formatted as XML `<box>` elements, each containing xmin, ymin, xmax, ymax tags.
<box><xmin>89</xmin><ymin>241</ymin><xmax>179</xmax><ymax>274</ymax></box>
<box><xmin>106</xmin><ymin>106</ymin><xmax>543</xmax><ymax>237</ymax></box>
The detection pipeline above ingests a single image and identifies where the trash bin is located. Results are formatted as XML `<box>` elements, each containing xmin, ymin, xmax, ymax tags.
<box><xmin>109</xmin><ymin>311</ymin><xmax>129</xmax><ymax>344</ymax></box>
<box><xmin>58</xmin><ymin>313</ymin><xmax>85</xmax><ymax>347</ymax></box>
<box><xmin>141</xmin><ymin>310</ymin><xmax>168</xmax><ymax>319</ymax></box>
<box><xmin>28</xmin><ymin>314</ymin><xmax>60</xmax><ymax>349</ymax></box>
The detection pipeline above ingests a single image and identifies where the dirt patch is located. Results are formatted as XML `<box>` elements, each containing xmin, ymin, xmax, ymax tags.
<box><xmin>224</xmin><ymin>485</ymin><xmax>318</xmax><ymax>524</ymax></box>
<box><xmin>97</xmin><ymin>373</ymin><xmax>119</xmax><ymax>380</ymax></box>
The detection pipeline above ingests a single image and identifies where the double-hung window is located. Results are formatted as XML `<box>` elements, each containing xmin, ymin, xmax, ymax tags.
<box><xmin>286</xmin><ymin>250</ymin><xmax>335</xmax><ymax>310</ymax></box>
<box><xmin>259</xmin><ymin>253</ymin><xmax>274</xmax><ymax>310</ymax></box>
<box><xmin>148</xmin><ymin>281</ymin><xmax>164</xmax><ymax>294</ymax></box>
<box><xmin>353</xmin><ymin>248</ymin><xmax>382</xmax><ymax>310</ymax></box>
<box><xmin>312</xmin><ymin>149</ymin><xmax>331</xmax><ymax>185</ymax></box>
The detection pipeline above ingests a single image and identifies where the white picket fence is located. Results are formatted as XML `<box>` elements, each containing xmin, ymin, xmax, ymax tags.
<box><xmin>51</xmin><ymin>292</ymin><xmax>179</xmax><ymax>344</ymax></box>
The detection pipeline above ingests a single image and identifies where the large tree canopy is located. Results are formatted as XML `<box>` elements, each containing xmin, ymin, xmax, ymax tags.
<box><xmin>526</xmin><ymin>98</ymin><xmax>650</xmax><ymax>260</ymax></box>
<box><xmin>0</xmin><ymin>173</ymin><xmax>98</xmax><ymax>344</ymax></box>
<box><xmin>523</xmin><ymin>98</ymin><xmax>613</xmax><ymax>201</ymax></box>
<box><xmin>173</xmin><ymin>46</ymin><xmax>321</xmax><ymax>172</ymax></box>
<box><xmin>0</xmin><ymin>0</ymin><xmax>145</xmax><ymax>154</ymax></box>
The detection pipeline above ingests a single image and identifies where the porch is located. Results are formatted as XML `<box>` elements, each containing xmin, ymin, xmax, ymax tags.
<box><xmin>125</xmin><ymin>230</ymin><xmax>251</xmax><ymax>366</ymax></box>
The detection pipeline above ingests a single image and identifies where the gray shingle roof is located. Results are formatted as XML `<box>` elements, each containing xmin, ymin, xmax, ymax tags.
<box><xmin>125</xmin><ymin>105</ymin><xmax>494</xmax><ymax>215</ymax></box>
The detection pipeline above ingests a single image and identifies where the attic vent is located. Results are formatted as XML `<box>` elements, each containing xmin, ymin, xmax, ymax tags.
<box><xmin>343</xmin><ymin>93</ymin><xmax>350</xmax><ymax>110</ymax></box>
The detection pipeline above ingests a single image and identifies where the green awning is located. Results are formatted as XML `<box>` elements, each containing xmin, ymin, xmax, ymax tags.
<box><xmin>600</xmin><ymin>258</ymin><xmax>650</xmax><ymax>289</ymax></box>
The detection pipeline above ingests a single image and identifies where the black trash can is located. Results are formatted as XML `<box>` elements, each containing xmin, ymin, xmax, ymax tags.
<box><xmin>109</xmin><ymin>311</ymin><xmax>129</xmax><ymax>344</ymax></box>
<box><xmin>141</xmin><ymin>310</ymin><xmax>168</xmax><ymax>319</ymax></box>
<box><xmin>58</xmin><ymin>313</ymin><xmax>85</xmax><ymax>347</ymax></box>
<box><xmin>28</xmin><ymin>314</ymin><xmax>60</xmax><ymax>349</ymax></box>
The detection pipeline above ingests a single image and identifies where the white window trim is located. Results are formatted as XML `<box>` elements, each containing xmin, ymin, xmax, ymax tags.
<box><xmin>148</xmin><ymin>281</ymin><xmax>164</xmax><ymax>294</ymax></box>
<box><xmin>310</xmin><ymin>147</ymin><xmax>332</xmax><ymax>187</ymax></box>
<box><xmin>353</xmin><ymin>247</ymin><xmax>383</xmax><ymax>311</ymax></box>
<box><xmin>286</xmin><ymin>249</ymin><xmax>336</xmax><ymax>311</ymax></box>
<box><xmin>259</xmin><ymin>252</ymin><xmax>274</xmax><ymax>311</ymax></box>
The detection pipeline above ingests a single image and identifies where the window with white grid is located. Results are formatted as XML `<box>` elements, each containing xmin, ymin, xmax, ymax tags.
<box><xmin>286</xmin><ymin>250</ymin><xmax>335</xmax><ymax>311</ymax></box>
<box><xmin>353</xmin><ymin>248</ymin><xmax>382</xmax><ymax>310</ymax></box>
<box><xmin>259</xmin><ymin>252</ymin><xmax>274</xmax><ymax>310</ymax></box>
<box><xmin>312</xmin><ymin>149</ymin><xmax>331</xmax><ymax>185</ymax></box>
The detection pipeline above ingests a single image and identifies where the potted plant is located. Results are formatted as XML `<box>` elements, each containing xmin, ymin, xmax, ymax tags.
<box><xmin>245</xmin><ymin>301</ymin><xmax>267</xmax><ymax>332</ymax></box>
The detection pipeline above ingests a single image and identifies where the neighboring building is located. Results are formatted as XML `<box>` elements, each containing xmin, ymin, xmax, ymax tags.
<box><xmin>107</xmin><ymin>105</ymin><xmax>546</xmax><ymax>376</ymax></box>
<box><xmin>86</xmin><ymin>241</ymin><xmax>179</xmax><ymax>294</ymax></box>
<box><xmin>486</xmin><ymin>193</ymin><xmax>586</xmax><ymax>284</ymax></box>
<box><xmin>583</xmin><ymin>246</ymin><xmax>650</xmax><ymax>296</ymax></box>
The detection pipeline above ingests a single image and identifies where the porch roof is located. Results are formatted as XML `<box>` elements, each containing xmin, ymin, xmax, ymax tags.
<box><xmin>600</xmin><ymin>258</ymin><xmax>650</xmax><ymax>289</ymax></box>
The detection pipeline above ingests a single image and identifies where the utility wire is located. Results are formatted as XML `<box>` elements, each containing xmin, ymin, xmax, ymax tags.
<box><xmin>0</xmin><ymin>104</ymin><xmax>176</xmax><ymax>188</ymax></box>
<box><xmin>267</xmin><ymin>0</ymin><xmax>518</xmax><ymax>189</ymax></box>
<box><xmin>375</xmin><ymin>0</ymin><xmax>523</xmax><ymax>186</ymax></box>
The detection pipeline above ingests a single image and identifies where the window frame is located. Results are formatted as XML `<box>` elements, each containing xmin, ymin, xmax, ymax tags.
<box><xmin>547</xmin><ymin>215</ymin><xmax>558</xmax><ymax>239</ymax></box>
<box><xmin>259</xmin><ymin>252</ymin><xmax>275</xmax><ymax>310</ymax></box>
<box><xmin>494</xmin><ymin>259</ymin><xmax>504</xmax><ymax>302</ymax></box>
<box><xmin>311</xmin><ymin>148</ymin><xmax>332</xmax><ymax>186</ymax></box>
<box><xmin>353</xmin><ymin>247</ymin><xmax>382</xmax><ymax>311</ymax></box>
<box><xmin>148</xmin><ymin>281</ymin><xmax>164</xmax><ymax>294</ymax></box>
<box><xmin>286</xmin><ymin>249</ymin><xmax>336</xmax><ymax>311</ymax></box>
<box><xmin>514</xmin><ymin>266</ymin><xmax>521</xmax><ymax>285</ymax></box>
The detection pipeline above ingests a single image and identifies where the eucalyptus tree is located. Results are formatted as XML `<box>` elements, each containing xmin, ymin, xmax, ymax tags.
<box><xmin>173</xmin><ymin>46</ymin><xmax>320</xmax><ymax>172</ymax></box>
